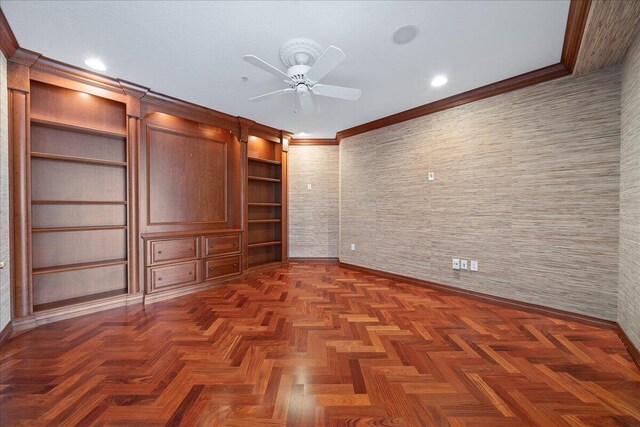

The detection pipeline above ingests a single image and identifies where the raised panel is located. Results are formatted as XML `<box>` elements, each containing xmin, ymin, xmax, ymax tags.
<box><xmin>149</xmin><ymin>237</ymin><xmax>198</xmax><ymax>265</ymax></box>
<box><xmin>147</xmin><ymin>126</ymin><xmax>227</xmax><ymax>225</ymax></box>
<box><xmin>203</xmin><ymin>233</ymin><xmax>241</xmax><ymax>257</ymax></box>
<box><xmin>148</xmin><ymin>261</ymin><xmax>199</xmax><ymax>292</ymax></box>
<box><xmin>204</xmin><ymin>255</ymin><xmax>241</xmax><ymax>281</ymax></box>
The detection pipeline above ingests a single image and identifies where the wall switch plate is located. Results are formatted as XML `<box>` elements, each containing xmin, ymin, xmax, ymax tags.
<box><xmin>351</xmin><ymin>243</ymin><xmax>356</xmax><ymax>251</ymax></box>
<box><xmin>452</xmin><ymin>258</ymin><xmax>460</xmax><ymax>270</ymax></box>
<box><xmin>460</xmin><ymin>260</ymin><xmax>468</xmax><ymax>270</ymax></box>
<box><xmin>470</xmin><ymin>260</ymin><xmax>478</xmax><ymax>271</ymax></box>
<box><xmin>307</xmin><ymin>184</ymin><xmax>312</xmax><ymax>190</ymax></box>
<box><xmin>428</xmin><ymin>172</ymin><xmax>435</xmax><ymax>181</ymax></box>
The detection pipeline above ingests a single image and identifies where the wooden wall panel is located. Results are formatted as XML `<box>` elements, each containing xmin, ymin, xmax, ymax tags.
<box><xmin>32</xmin><ymin>229</ymin><xmax>126</xmax><ymax>268</ymax></box>
<box><xmin>31</xmin><ymin>159</ymin><xmax>126</xmax><ymax>201</ymax></box>
<box><xmin>288</xmin><ymin>145</ymin><xmax>339</xmax><ymax>258</ymax></box>
<box><xmin>340</xmin><ymin>67</ymin><xmax>621</xmax><ymax>320</ymax></box>
<box><xmin>146</xmin><ymin>127</ymin><xmax>227</xmax><ymax>225</ymax></box>
<box><xmin>33</xmin><ymin>265</ymin><xmax>127</xmax><ymax>305</ymax></box>
<box><xmin>619</xmin><ymin>29</ymin><xmax>640</xmax><ymax>350</ymax></box>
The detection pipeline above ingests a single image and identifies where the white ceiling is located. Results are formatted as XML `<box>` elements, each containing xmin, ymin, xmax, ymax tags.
<box><xmin>3</xmin><ymin>1</ymin><xmax>570</xmax><ymax>138</ymax></box>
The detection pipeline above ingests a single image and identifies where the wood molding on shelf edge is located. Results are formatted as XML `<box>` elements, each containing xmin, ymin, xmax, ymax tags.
<box><xmin>335</xmin><ymin>0</ymin><xmax>591</xmax><ymax>142</ymax></box>
<box><xmin>338</xmin><ymin>261</ymin><xmax>639</xmax><ymax>368</ymax></box>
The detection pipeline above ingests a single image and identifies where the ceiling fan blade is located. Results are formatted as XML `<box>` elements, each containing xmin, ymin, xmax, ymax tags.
<box><xmin>298</xmin><ymin>93</ymin><xmax>315</xmax><ymax>113</ymax></box>
<box><xmin>249</xmin><ymin>88</ymin><xmax>294</xmax><ymax>101</ymax></box>
<box><xmin>305</xmin><ymin>46</ymin><xmax>346</xmax><ymax>83</ymax></box>
<box><xmin>311</xmin><ymin>84</ymin><xmax>361</xmax><ymax>101</ymax></box>
<box><xmin>243</xmin><ymin>55</ymin><xmax>290</xmax><ymax>80</ymax></box>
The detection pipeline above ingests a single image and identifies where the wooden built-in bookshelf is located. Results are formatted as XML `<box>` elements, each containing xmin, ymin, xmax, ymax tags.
<box><xmin>246</xmin><ymin>135</ymin><xmax>286</xmax><ymax>269</ymax></box>
<box><xmin>29</xmin><ymin>80</ymin><xmax>130</xmax><ymax>312</ymax></box>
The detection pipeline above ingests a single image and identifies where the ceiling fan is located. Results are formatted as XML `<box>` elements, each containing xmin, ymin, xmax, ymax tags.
<box><xmin>243</xmin><ymin>38</ymin><xmax>362</xmax><ymax>113</ymax></box>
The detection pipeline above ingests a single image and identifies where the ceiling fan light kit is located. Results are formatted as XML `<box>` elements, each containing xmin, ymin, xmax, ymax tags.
<box><xmin>244</xmin><ymin>38</ymin><xmax>362</xmax><ymax>113</ymax></box>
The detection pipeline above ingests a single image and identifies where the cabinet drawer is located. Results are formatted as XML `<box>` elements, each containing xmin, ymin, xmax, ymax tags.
<box><xmin>203</xmin><ymin>233</ymin><xmax>241</xmax><ymax>257</ymax></box>
<box><xmin>149</xmin><ymin>237</ymin><xmax>198</xmax><ymax>265</ymax></box>
<box><xmin>148</xmin><ymin>260</ymin><xmax>199</xmax><ymax>292</ymax></box>
<box><xmin>204</xmin><ymin>255</ymin><xmax>241</xmax><ymax>281</ymax></box>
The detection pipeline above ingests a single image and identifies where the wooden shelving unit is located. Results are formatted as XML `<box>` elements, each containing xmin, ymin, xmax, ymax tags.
<box><xmin>29</xmin><ymin>80</ymin><xmax>130</xmax><ymax>313</ymax></box>
<box><xmin>246</xmin><ymin>135</ymin><xmax>286</xmax><ymax>269</ymax></box>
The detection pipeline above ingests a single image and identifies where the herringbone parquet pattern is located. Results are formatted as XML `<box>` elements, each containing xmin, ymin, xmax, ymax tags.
<box><xmin>1</xmin><ymin>262</ymin><xmax>639</xmax><ymax>426</ymax></box>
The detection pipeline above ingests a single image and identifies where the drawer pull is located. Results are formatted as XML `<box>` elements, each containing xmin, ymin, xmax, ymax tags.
<box><xmin>233</xmin><ymin>242</ymin><xmax>237</xmax><ymax>246</ymax></box>
<box><xmin>189</xmin><ymin>247</ymin><xmax>193</xmax><ymax>251</ymax></box>
<box><xmin>157</xmin><ymin>250</ymin><xmax>162</xmax><ymax>254</ymax></box>
<box><xmin>209</xmin><ymin>267</ymin><xmax>214</xmax><ymax>271</ymax></box>
<box><xmin>158</xmin><ymin>277</ymin><xmax>162</xmax><ymax>281</ymax></box>
<box><xmin>188</xmin><ymin>271</ymin><xmax>193</xmax><ymax>276</ymax></box>
<box><xmin>233</xmin><ymin>263</ymin><xmax>238</xmax><ymax>267</ymax></box>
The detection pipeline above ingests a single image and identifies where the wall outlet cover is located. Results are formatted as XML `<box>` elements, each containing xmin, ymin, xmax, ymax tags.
<box><xmin>428</xmin><ymin>172</ymin><xmax>435</xmax><ymax>181</ymax></box>
<box><xmin>470</xmin><ymin>260</ymin><xmax>478</xmax><ymax>271</ymax></box>
<box><xmin>452</xmin><ymin>258</ymin><xmax>460</xmax><ymax>270</ymax></box>
<box><xmin>460</xmin><ymin>259</ymin><xmax>468</xmax><ymax>270</ymax></box>
<box><xmin>307</xmin><ymin>184</ymin><xmax>312</xmax><ymax>190</ymax></box>
<box><xmin>351</xmin><ymin>243</ymin><xmax>356</xmax><ymax>251</ymax></box>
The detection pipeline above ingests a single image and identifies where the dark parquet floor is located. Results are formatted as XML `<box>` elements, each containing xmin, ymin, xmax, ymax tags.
<box><xmin>1</xmin><ymin>262</ymin><xmax>639</xmax><ymax>426</ymax></box>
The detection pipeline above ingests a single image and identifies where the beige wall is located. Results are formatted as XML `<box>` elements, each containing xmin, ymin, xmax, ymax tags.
<box><xmin>619</xmin><ymin>31</ymin><xmax>640</xmax><ymax>348</ymax></box>
<box><xmin>1</xmin><ymin>51</ymin><xmax>11</xmax><ymax>331</ymax></box>
<box><xmin>288</xmin><ymin>145</ymin><xmax>339</xmax><ymax>258</ymax></box>
<box><xmin>339</xmin><ymin>68</ymin><xmax>621</xmax><ymax>320</ymax></box>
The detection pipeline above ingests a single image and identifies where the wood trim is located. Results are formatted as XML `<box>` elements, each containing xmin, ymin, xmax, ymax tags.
<box><xmin>11</xmin><ymin>293</ymin><xmax>143</xmax><ymax>331</ymax></box>
<box><xmin>141</xmin><ymin>228</ymin><xmax>243</xmax><ymax>239</ymax></box>
<box><xmin>290</xmin><ymin>139</ymin><xmax>338</xmax><ymax>146</ymax></box>
<box><xmin>338</xmin><ymin>262</ymin><xmax>617</xmax><ymax>330</ymax></box>
<box><xmin>289</xmin><ymin>257</ymin><xmax>339</xmax><ymax>263</ymax></box>
<box><xmin>335</xmin><ymin>0</ymin><xmax>592</xmax><ymax>142</ymax></box>
<box><xmin>616</xmin><ymin>324</ymin><xmax>640</xmax><ymax>370</ymax></box>
<box><xmin>562</xmin><ymin>0</ymin><xmax>592</xmax><ymax>74</ymax></box>
<box><xmin>0</xmin><ymin>8</ymin><xmax>18</xmax><ymax>58</ymax></box>
<box><xmin>0</xmin><ymin>321</ymin><xmax>13</xmax><ymax>345</ymax></box>
<box><xmin>336</xmin><ymin>63</ymin><xmax>569</xmax><ymax>141</ymax></box>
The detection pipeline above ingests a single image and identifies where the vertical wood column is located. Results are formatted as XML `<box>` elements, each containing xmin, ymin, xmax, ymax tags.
<box><xmin>121</xmin><ymin>86</ymin><xmax>145</xmax><ymax>295</ymax></box>
<box><xmin>127</xmin><ymin>114</ymin><xmax>140</xmax><ymax>294</ymax></box>
<box><xmin>281</xmin><ymin>132</ymin><xmax>291</xmax><ymax>263</ymax></box>
<box><xmin>238</xmin><ymin>118</ymin><xmax>252</xmax><ymax>271</ymax></box>
<box><xmin>8</xmin><ymin>62</ymin><xmax>31</xmax><ymax>318</ymax></box>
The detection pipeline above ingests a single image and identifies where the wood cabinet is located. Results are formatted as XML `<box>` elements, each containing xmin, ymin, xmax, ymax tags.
<box><xmin>143</xmin><ymin>230</ymin><xmax>242</xmax><ymax>294</ymax></box>
<box><xmin>7</xmin><ymin>49</ymin><xmax>289</xmax><ymax>330</ymax></box>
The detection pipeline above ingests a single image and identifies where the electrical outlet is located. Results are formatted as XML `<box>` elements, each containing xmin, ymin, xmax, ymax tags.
<box><xmin>452</xmin><ymin>258</ymin><xmax>460</xmax><ymax>270</ymax></box>
<box><xmin>351</xmin><ymin>243</ymin><xmax>356</xmax><ymax>251</ymax></box>
<box><xmin>307</xmin><ymin>184</ymin><xmax>312</xmax><ymax>190</ymax></box>
<box><xmin>460</xmin><ymin>259</ymin><xmax>468</xmax><ymax>270</ymax></box>
<box><xmin>428</xmin><ymin>172</ymin><xmax>435</xmax><ymax>181</ymax></box>
<box><xmin>470</xmin><ymin>260</ymin><xmax>478</xmax><ymax>271</ymax></box>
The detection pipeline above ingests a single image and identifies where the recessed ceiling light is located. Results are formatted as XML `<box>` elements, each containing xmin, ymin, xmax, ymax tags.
<box><xmin>431</xmin><ymin>75</ymin><xmax>448</xmax><ymax>87</ymax></box>
<box><xmin>392</xmin><ymin>25</ymin><xmax>419</xmax><ymax>45</ymax></box>
<box><xmin>84</xmin><ymin>58</ymin><xmax>107</xmax><ymax>71</ymax></box>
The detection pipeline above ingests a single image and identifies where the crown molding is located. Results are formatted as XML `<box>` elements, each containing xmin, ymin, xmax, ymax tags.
<box><xmin>335</xmin><ymin>0</ymin><xmax>591</xmax><ymax>142</ymax></box>
<box><xmin>290</xmin><ymin>138</ymin><xmax>339</xmax><ymax>146</ymax></box>
<box><xmin>0</xmin><ymin>8</ymin><xmax>18</xmax><ymax>58</ymax></box>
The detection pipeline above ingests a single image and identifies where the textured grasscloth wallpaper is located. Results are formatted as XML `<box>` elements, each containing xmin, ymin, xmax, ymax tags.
<box><xmin>288</xmin><ymin>145</ymin><xmax>339</xmax><ymax>258</ymax></box>
<box><xmin>619</xmin><ymin>31</ymin><xmax>640</xmax><ymax>347</ymax></box>
<box><xmin>0</xmin><ymin>52</ymin><xmax>11</xmax><ymax>331</ymax></box>
<box><xmin>340</xmin><ymin>68</ymin><xmax>621</xmax><ymax>320</ymax></box>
